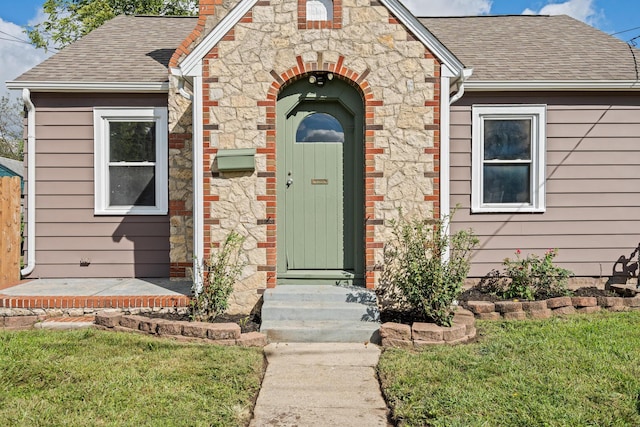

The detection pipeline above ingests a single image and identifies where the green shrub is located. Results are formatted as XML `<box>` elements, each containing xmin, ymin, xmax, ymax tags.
<box><xmin>502</xmin><ymin>249</ymin><xmax>572</xmax><ymax>300</ymax></box>
<box><xmin>379</xmin><ymin>213</ymin><xmax>478</xmax><ymax>326</ymax></box>
<box><xmin>191</xmin><ymin>231</ymin><xmax>246</xmax><ymax>321</ymax></box>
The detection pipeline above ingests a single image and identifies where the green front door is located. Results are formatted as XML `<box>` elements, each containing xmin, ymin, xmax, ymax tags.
<box><xmin>276</xmin><ymin>79</ymin><xmax>364</xmax><ymax>284</ymax></box>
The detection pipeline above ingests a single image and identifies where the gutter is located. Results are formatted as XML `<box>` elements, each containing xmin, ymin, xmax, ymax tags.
<box><xmin>450</xmin><ymin>68</ymin><xmax>473</xmax><ymax>105</ymax></box>
<box><xmin>21</xmin><ymin>88</ymin><xmax>36</xmax><ymax>277</ymax></box>
<box><xmin>6</xmin><ymin>81</ymin><xmax>168</xmax><ymax>93</ymax></box>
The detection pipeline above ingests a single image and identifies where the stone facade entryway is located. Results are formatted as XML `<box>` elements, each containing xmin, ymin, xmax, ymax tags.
<box><xmin>167</xmin><ymin>0</ymin><xmax>447</xmax><ymax>313</ymax></box>
<box><xmin>276</xmin><ymin>78</ymin><xmax>364</xmax><ymax>285</ymax></box>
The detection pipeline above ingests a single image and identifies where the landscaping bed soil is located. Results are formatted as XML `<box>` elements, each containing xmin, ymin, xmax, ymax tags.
<box><xmin>458</xmin><ymin>286</ymin><xmax>618</xmax><ymax>305</ymax></box>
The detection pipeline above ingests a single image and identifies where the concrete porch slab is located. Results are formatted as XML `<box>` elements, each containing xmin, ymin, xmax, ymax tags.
<box><xmin>0</xmin><ymin>278</ymin><xmax>192</xmax><ymax>310</ymax></box>
<box><xmin>1</xmin><ymin>278</ymin><xmax>191</xmax><ymax>296</ymax></box>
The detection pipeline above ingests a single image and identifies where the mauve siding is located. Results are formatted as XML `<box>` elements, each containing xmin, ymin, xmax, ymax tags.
<box><xmin>25</xmin><ymin>93</ymin><xmax>170</xmax><ymax>278</ymax></box>
<box><xmin>450</xmin><ymin>92</ymin><xmax>640</xmax><ymax>278</ymax></box>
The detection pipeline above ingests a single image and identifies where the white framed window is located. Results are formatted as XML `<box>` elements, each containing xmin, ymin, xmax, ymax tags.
<box><xmin>93</xmin><ymin>107</ymin><xmax>168</xmax><ymax>215</ymax></box>
<box><xmin>472</xmin><ymin>105</ymin><xmax>546</xmax><ymax>213</ymax></box>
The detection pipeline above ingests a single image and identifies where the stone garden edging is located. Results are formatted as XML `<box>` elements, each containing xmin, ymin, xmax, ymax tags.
<box><xmin>380</xmin><ymin>295</ymin><xmax>640</xmax><ymax>349</ymax></box>
<box><xmin>94</xmin><ymin>311</ymin><xmax>267</xmax><ymax>347</ymax></box>
<box><xmin>380</xmin><ymin>308</ymin><xmax>477</xmax><ymax>349</ymax></box>
<box><xmin>465</xmin><ymin>295</ymin><xmax>640</xmax><ymax>320</ymax></box>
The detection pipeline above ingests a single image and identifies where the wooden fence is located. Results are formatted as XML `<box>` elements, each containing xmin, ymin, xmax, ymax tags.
<box><xmin>1</xmin><ymin>177</ymin><xmax>21</xmax><ymax>285</ymax></box>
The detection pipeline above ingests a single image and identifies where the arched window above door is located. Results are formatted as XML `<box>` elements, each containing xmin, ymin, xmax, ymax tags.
<box><xmin>306</xmin><ymin>0</ymin><xmax>333</xmax><ymax>21</ymax></box>
<box><xmin>296</xmin><ymin>113</ymin><xmax>344</xmax><ymax>143</ymax></box>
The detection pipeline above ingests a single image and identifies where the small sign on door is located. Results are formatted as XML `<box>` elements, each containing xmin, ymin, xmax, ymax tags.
<box><xmin>311</xmin><ymin>179</ymin><xmax>329</xmax><ymax>185</ymax></box>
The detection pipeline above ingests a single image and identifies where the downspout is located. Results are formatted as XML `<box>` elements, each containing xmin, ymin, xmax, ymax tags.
<box><xmin>440</xmin><ymin>74</ymin><xmax>451</xmax><ymax>251</ymax></box>
<box><xmin>192</xmin><ymin>72</ymin><xmax>204</xmax><ymax>294</ymax></box>
<box><xmin>172</xmin><ymin>70</ymin><xmax>203</xmax><ymax>293</ymax></box>
<box><xmin>21</xmin><ymin>88</ymin><xmax>36</xmax><ymax>276</ymax></box>
<box><xmin>450</xmin><ymin>68</ymin><xmax>473</xmax><ymax>106</ymax></box>
<box><xmin>440</xmin><ymin>68</ymin><xmax>472</xmax><ymax>263</ymax></box>
<box><xmin>177</xmin><ymin>77</ymin><xmax>194</xmax><ymax>101</ymax></box>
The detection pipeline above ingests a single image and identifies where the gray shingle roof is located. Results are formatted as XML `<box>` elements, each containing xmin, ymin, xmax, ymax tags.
<box><xmin>12</xmin><ymin>14</ymin><xmax>640</xmax><ymax>85</ymax></box>
<box><xmin>14</xmin><ymin>15</ymin><xmax>198</xmax><ymax>83</ymax></box>
<box><xmin>420</xmin><ymin>15</ymin><xmax>640</xmax><ymax>81</ymax></box>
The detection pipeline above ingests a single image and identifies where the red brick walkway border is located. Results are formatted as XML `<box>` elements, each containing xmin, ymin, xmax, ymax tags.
<box><xmin>0</xmin><ymin>295</ymin><xmax>191</xmax><ymax>309</ymax></box>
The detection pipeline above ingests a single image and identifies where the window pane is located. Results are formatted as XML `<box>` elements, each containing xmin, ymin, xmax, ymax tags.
<box><xmin>484</xmin><ymin>119</ymin><xmax>531</xmax><ymax>160</ymax></box>
<box><xmin>110</xmin><ymin>121</ymin><xmax>156</xmax><ymax>162</ymax></box>
<box><xmin>483</xmin><ymin>164</ymin><xmax>530</xmax><ymax>203</ymax></box>
<box><xmin>296</xmin><ymin>113</ymin><xmax>344</xmax><ymax>143</ymax></box>
<box><xmin>110</xmin><ymin>166</ymin><xmax>156</xmax><ymax>206</ymax></box>
<box><xmin>307</xmin><ymin>0</ymin><xmax>333</xmax><ymax>21</ymax></box>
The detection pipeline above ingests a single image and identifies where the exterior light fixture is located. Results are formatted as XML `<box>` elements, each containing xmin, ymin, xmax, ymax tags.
<box><xmin>308</xmin><ymin>72</ymin><xmax>334</xmax><ymax>86</ymax></box>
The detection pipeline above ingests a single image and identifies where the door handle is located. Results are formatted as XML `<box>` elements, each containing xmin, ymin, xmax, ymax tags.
<box><xmin>286</xmin><ymin>177</ymin><xmax>293</xmax><ymax>187</ymax></box>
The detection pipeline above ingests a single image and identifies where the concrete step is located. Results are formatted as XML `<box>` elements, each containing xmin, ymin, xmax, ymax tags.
<box><xmin>260</xmin><ymin>320</ymin><xmax>381</xmax><ymax>343</ymax></box>
<box><xmin>261</xmin><ymin>300</ymin><xmax>379</xmax><ymax>322</ymax></box>
<box><xmin>263</xmin><ymin>285</ymin><xmax>378</xmax><ymax>305</ymax></box>
<box><xmin>260</xmin><ymin>285</ymin><xmax>381</xmax><ymax>343</ymax></box>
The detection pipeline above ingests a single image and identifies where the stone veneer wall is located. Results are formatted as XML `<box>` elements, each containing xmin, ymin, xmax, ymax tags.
<box><xmin>168</xmin><ymin>77</ymin><xmax>195</xmax><ymax>279</ymax></box>
<box><xmin>171</xmin><ymin>0</ymin><xmax>442</xmax><ymax>314</ymax></box>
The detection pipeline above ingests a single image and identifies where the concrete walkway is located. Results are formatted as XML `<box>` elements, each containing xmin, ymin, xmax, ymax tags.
<box><xmin>250</xmin><ymin>342</ymin><xmax>391</xmax><ymax>427</ymax></box>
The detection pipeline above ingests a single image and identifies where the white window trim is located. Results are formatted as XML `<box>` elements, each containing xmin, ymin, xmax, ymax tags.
<box><xmin>471</xmin><ymin>104</ymin><xmax>546</xmax><ymax>213</ymax></box>
<box><xmin>93</xmin><ymin>107</ymin><xmax>168</xmax><ymax>215</ymax></box>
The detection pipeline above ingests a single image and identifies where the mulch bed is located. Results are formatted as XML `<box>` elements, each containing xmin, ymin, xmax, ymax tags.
<box><xmin>457</xmin><ymin>286</ymin><xmax>618</xmax><ymax>304</ymax></box>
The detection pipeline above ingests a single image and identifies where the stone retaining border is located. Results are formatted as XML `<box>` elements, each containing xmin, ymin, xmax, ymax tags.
<box><xmin>465</xmin><ymin>295</ymin><xmax>640</xmax><ymax>319</ymax></box>
<box><xmin>380</xmin><ymin>296</ymin><xmax>640</xmax><ymax>349</ymax></box>
<box><xmin>95</xmin><ymin>311</ymin><xmax>267</xmax><ymax>347</ymax></box>
<box><xmin>380</xmin><ymin>308</ymin><xmax>477</xmax><ymax>349</ymax></box>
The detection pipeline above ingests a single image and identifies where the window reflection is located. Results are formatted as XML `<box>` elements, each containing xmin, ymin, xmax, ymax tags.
<box><xmin>296</xmin><ymin>113</ymin><xmax>344</xmax><ymax>143</ymax></box>
<box><xmin>484</xmin><ymin>119</ymin><xmax>531</xmax><ymax>160</ymax></box>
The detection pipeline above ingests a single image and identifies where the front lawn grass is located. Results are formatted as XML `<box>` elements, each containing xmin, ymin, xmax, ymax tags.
<box><xmin>378</xmin><ymin>311</ymin><xmax>640</xmax><ymax>426</ymax></box>
<box><xmin>0</xmin><ymin>329</ymin><xmax>264</xmax><ymax>426</ymax></box>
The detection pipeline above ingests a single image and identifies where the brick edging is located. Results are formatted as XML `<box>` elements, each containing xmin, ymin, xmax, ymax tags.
<box><xmin>0</xmin><ymin>295</ymin><xmax>191</xmax><ymax>309</ymax></box>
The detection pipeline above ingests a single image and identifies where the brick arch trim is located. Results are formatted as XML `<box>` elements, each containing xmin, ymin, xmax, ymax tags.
<box><xmin>259</xmin><ymin>55</ymin><xmax>381</xmax><ymax>289</ymax></box>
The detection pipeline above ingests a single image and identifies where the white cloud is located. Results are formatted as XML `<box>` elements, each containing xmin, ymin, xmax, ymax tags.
<box><xmin>522</xmin><ymin>0</ymin><xmax>601</xmax><ymax>25</ymax></box>
<box><xmin>399</xmin><ymin>0</ymin><xmax>492</xmax><ymax>16</ymax></box>
<box><xmin>0</xmin><ymin>11</ymin><xmax>52</xmax><ymax>99</ymax></box>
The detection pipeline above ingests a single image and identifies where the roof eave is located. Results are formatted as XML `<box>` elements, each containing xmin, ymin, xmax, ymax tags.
<box><xmin>178</xmin><ymin>0</ymin><xmax>468</xmax><ymax>79</ymax></box>
<box><xmin>6</xmin><ymin>81</ymin><xmax>169</xmax><ymax>93</ymax></box>
<box><xmin>465</xmin><ymin>80</ymin><xmax>640</xmax><ymax>91</ymax></box>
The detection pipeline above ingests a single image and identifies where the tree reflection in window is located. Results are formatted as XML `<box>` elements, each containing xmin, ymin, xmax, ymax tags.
<box><xmin>482</xmin><ymin>119</ymin><xmax>532</xmax><ymax>204</ymax></box>
<box><xmin>296</xmin><ymin>113</ymin><xmax>344</xmax><ymax>143</ymax></box>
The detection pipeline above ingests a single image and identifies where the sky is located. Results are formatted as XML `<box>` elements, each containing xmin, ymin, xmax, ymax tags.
<box><xmin>1</xmin><ymin>0</ymin><xmax>640</xmax><ymax>99</ymax></box>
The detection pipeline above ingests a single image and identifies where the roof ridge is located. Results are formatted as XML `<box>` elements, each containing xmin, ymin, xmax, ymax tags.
<box><xmin>418</xmin><ymin>14</ymin><xmax>553</xmax><ymax>19</ymax></box>
<box><xmin>131</xmin><ymin>15</ymin><xmax>198</xmax><ymax>18</ymax></box>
